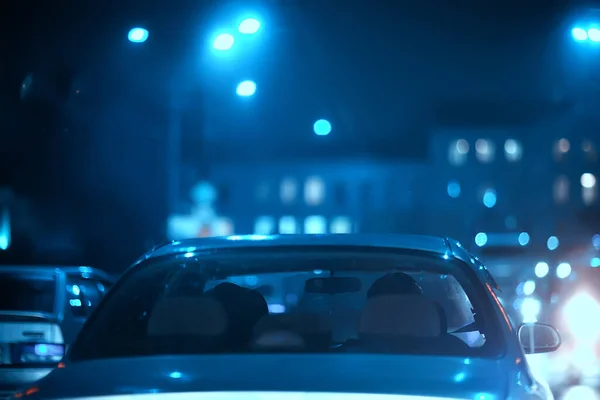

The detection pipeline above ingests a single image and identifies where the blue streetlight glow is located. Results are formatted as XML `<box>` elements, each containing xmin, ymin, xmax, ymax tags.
<box><xmin>313</xmin><ymin>119</ymin><xmax>332</xmax><ymax>136</ymax></box>
<box><xmin>238</xmin><ymin>18</ymin><xmax>261</xmax><ymax>34</ymax></box>
<box><xmin>128</xmin><ymin>28</ymin><xmax>149</xmax><ymax>43</ymax></box>
<box><xmin>236</xmin><ymin>80</ymin><xmax>256</xmax><ymax>97</ymax></box>
<box><xmin>213</xmin><ymin>33</ymin><xmax>235</xmax><ymax>50</ymax></box>
<box><xmin>572</xmin><ymin>27</ymin><xmax>588</xmax><ymax>41</ymax></box>
<box><xmin>571</xmin><ymin>26</ymin><xmax>600</xmax><ymax>42</ymax></box>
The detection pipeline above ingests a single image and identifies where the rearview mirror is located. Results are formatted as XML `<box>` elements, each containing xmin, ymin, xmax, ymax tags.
<box><xmin>518</xmin><ymin>322</ymin><xmax>561</xmax><ymax>354</ymax></box>
<box><xmin>305</xmin><ymin>277</ymin><xmax>362</xmax><ymax>294</ymax></box>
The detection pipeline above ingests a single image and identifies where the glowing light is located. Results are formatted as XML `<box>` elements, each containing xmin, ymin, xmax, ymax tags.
<box><xmin>482</xmin><ymin>189</ymin><xmax>496</xmax><ymax>208</ymax></box>
<box><xmin>447</xmin><ymin>181</ymin><xmax>461</xmax><ymax>198</ymax></box>
<box><xmin>563</xmin><ymin>292</ymin><xmax>600</xmax><ymax>341</ymax></box>
<box><xmin>238</xmin><ymin>18</ymin><xmax>261</xmax><ymax>34</ymax></box>
<box><xmin>518</xmin><ymin>232</ymin><xmax>530</xmax><ymax>246</ymax></box>
<box><xmin>213</xmin><ymin>33</ymin><xmax>235</xmax><ymax>50</ymax></box>
<box><xmin>236</xmin><ymin>80</ymin><xmax>257</xmax><ymax>97</ymax></box>
<box><xmin>534</xmin><ymin>262</ymin><xmax>549</xmax><ymax>278</ymax></box>
<box><xmin>547</xmin><ymin>236</ymin><xmax>559</xmax><ymax>251</ymax></box>
<box><xmin>590</xmin><ymin>28</ymin><xmax>600</xmax><ymax>42</ymax></box>
<box><xmin>581</xmin><ymin>173</ymin><xmax>596</xmax><ymax>188</ymax></box>
<box><xmin>520</xmin><ymin>297</ymin><xmax>541</xmax><ymax>323</ymax></box>
<box><xmin>523</xmin><ymin>280</ymin><xmax>536</xmax><ymax>296</ymax></box>
<box><xmin>556</xmin><ymin>262</ymin><xmax>571</xmax><ymax>279</ymax></box>
<box><xmin>475</xmin><ymin>232</ymin><xmax>487</xmax><ymax>247</ymax></box>
<box><xmin>128</xmin><ymin>28</ymin><xmax>149</xmax><ymax>43</ymax></box>
<box><xmin>572</xmin><ymin>27</ymin><xmax>588</xmax><ymax>41</ymax></box>
<box><xmin>313</xmin><ymin>119</ymin><xmax>332</xmax><ymax>136</ymax></box>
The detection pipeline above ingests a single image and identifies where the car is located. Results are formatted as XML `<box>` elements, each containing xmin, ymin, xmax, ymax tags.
<box><xmin>0</xmin><ymin>265</ymin><xmax>115</xmax><ymax>396</ymax></box>
<box><xmin>543</xmin><ymin>268</ymin><xmax>600</xmax><ymax>396</ymax></box>
<box><xmin>8</xmin><ymin>234</ymin><xmax>561</xmax><ymax>400</ymax></box>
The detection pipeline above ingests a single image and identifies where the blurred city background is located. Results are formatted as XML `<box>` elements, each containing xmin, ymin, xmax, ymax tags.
<box><xmin>3</xmin><ymin>0</ymin><xmax>600</xmax><ymax>397</ymax></box>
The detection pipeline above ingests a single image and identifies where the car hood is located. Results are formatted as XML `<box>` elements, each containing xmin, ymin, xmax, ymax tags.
<box><xmin>33</xmin><ymin>354</ymin><xmax>510</xmax><ymax>399</ymax></box>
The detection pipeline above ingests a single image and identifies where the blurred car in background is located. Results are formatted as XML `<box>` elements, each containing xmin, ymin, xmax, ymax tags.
<box><xmin>0</xmin><ymin>265</ymin><xmax>114</xmax><ymax>396</ymax></box>
<box><xmin>11</xmin><ymin>234</ymin><xmax>561</xmax><ymax>400</ymax></box>
<box><xmin>545</xmin><ymin>268</ymin><xmax>600</xmax><ymax>395</ymax></box>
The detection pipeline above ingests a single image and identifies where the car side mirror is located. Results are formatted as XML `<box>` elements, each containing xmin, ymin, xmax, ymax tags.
<box><xmin>518</xmin><ymin>322</ymin><xmax>561</xmax><ymax>354</ymax></box>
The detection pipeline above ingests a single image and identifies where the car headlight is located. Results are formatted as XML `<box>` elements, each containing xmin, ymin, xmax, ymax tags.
<box><xmin>563</xmin><ymin>292</ymin><xmax>600</xmax><ymax>342</ymax></box>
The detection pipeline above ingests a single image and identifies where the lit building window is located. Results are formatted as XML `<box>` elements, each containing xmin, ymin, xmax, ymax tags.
<box><xmin>304</xmin><ymin>176</ymin><xmax>325</xmax><ymax>206</ymax></box>
<box><xmin>279</xmin><ymin>216</ymin><xmax>298</xmax><ymax>234</ymax></box>
<box><xmin>482</xmin><ymin>188</ymin><xmax>497</xmax><ymax>208</ymax></box>
<box><xmin>304</xmin><ymin>216</ymin><xmax>327</xmax><ymax>234</ymax></box>
<box><xmin>215</xmin><ymin>217</ymin><xmax>234</xmax><ymax>236</ymax></box>
<box><xmin>330</xmin><ymin>216</ymin><xmax>352</xmax><ymax>233</ymax></box>
<box><xmin>254</xmin><ymin>216</ymin><xmax>275</xmax><ymax>235</ymax></box>
<box><xmin>553</xmin><ymin>138</ymin><xmax>570</xmax><ymax>161</ymax></box>
<box><xmin>581</xmin><ymin>173</ymin><xmax>596</xmax><ymax>188</ymax></box>
<box><xmin>553</xmin><ymin>175</ymin><xmax>569</xmax><ymax>204</ymax></box>
<box><xmin>280</xmin><ymin>178</ymin><xmax>298</xmax><ymax>204</ymax></box>
<box><xmin>583</xmin><ymin>140</ymin><xmax>597</xmax><ymax>162</ymax></box>
<box><xmin>504</xmin><ymin>139</ymin><xmax>522</xmax><ymax>161</ymax></box>
<box><xmin>583</xmin><ymin>187</ymin><xmax>597</xmax><ymax>205</ymax></box>
<box><xmin>447</xmin><ymin>181</ymin><xmax>461</xmax><ymax>198</ymax></box>
<box><xmin>581</xmin><ymin>173</ymin><xmax>597</xmax><ymax>205</ymax></box>
<box><xmin>475</xmin><ymin>139</ymin><xmax>495</xmax><ymax>163</ymax></box>
<box><xmin>448</xmin><ymin>139</ymin><xmax>469</xmax><ymax>165</ymax></box>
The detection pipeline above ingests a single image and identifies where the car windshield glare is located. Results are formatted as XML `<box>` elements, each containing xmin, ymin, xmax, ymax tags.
<box><xmin>68</xmin><ymin>248</ymin><xmax>503</xmax><ymax>362</ymax></box>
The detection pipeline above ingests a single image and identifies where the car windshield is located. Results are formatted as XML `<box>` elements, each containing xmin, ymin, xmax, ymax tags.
<box><xmin>0</xmin><ymin>272</ymin><xmax>57</xmax><ymax>314</ymax></box>
<box><xmin>69</xmin><ymin>248</ymin><xmax>503</xmax><ymax>361</ymax></box>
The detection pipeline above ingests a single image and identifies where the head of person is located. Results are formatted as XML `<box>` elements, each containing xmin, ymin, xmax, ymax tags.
<box><xmin>367</xmin><ymin>272</ymin><xmax>423</xmax><ymax>299</ymax></box>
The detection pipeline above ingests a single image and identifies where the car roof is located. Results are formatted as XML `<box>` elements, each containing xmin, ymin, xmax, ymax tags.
<box><xmin>0</xmin><ymin>265</ymin><xmax>114</xmax><ymax>281</ymax></box>
<box><xmin>148</xmin><ymin>234</ymin><xmax>464</xmax><ymax>260</ymax></box>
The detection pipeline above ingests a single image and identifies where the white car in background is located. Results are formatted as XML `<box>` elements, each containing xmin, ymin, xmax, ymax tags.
<box><xmin>0</xmin><ymin>266</ymin><xmax>114</xmax><ymax>396</ymax></box>
<box><xmin>7</xmin><ymin>235</ymin><xmax>561</xmax><ymax>400</ymax></box>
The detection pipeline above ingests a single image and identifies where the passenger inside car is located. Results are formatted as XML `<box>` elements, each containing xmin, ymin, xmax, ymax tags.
<box><xmin>71</xmin><ymin>257</ymin><xmax>491</xmax><ymax>360</ymax></box>
<box><xmin>148</xmin><ymin>273</ymin><xmax>479</xmax><ymax>354</ymax></box>
<box><xmin>205</xmin><ymin>282</ymin><xmax>268</xmax><ymax>351</ymax></box>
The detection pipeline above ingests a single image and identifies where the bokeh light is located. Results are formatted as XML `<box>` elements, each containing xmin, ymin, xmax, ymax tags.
<box><xmin>128</xmin><ymin>28</ymin><xmax>149</xmax><ymax>43</ymax></box>
<box><xmin>236</xmin><ymin>80</ymin><xmax>257</xmax><ymax>97</ymax></box>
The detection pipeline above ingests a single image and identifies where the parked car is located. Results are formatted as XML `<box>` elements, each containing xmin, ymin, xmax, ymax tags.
<box><xmin>0</xmin><ymin>265</ymin><xmax>115</xmax><ymax>396</ymax></box>
<box><xmin>9</xmin><ymin>234</ymin><xmax>561</xmax><ymax>400</ymax></box>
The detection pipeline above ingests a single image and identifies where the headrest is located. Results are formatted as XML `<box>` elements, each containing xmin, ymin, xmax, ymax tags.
<box><xmin>148</xmin><ymin>296</ymin><xmax>228</xmax><ymax>336</ymax></box>
<box><xmin>367</xmin><ymin>273</ymin><xmax>423</xmax><ymax>298</ymax></box>
<box><xmin>254</xmin><ymin>313</ymin><xmax>330</xmax><ymax>336</ymax></box>
<box><xmin>359</xmin><ymin>294</ymin><xmax>443</xmax><ymax>337</ymax></box>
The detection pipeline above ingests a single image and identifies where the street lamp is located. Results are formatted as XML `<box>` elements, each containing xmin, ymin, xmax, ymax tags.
<box><xmin>236</xmin><ymin>80</ymin><xmax>257</xmax><ymax>97</ymax></box>
<box><xmin>238</xmin><ymin>18</ymin><xmax>261</xmax><ymax>35</ymax></box>
<box><xmin>128</xmin><ymin>28</ymin><xmax>149</xmax><ymax>43</ymax></box>
<box><xmin>313</xmin><ymin>119</ymin><xmax>332</xmax><ymax>136</ymax></box>
<box><xmin>213</xmin><ymin>33</ymin><xmax>235</xmax><ymax>50</ymax></box>
<box><xmin>571</xmin><ymin>26</ymin><xmax>600</xmax><ymax>42</ymax></box>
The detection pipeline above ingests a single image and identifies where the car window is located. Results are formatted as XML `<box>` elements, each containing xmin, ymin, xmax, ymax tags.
<box><xmin>66</xmin><ymin>276</ymin><xmax>103</xmax><ymax>317</ymax></box>
<box><xmin>0</xmin><ymin>272</ymin><xmax>56</xmax><ymax>314</ymax></box>
<box><xmin>69</xmin><ymin>249</ymin><xmax>503</xmax><ymax>362</ymax></box>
